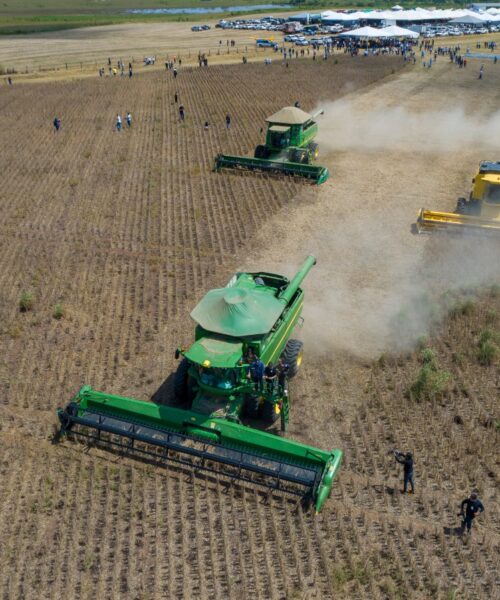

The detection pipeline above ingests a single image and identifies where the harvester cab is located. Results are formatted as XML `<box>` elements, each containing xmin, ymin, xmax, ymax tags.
<box><xmin>174</xmin><ymin>256</ymin><xmax>315</xmax><ymax>430</ymax></box>
<box><xmin>214</xmin><ymin>106</ymin><xmax>329</xmax><ymax>184</ymax></box>
<box><xmin>415</xmin><ymin>161</ymin><xmax>500</xmax><ymax>233</ymax></box>
<box><xmin>57</xmin><ymin>256</ymin><xmax>343</xmax><ymax>513</ymax></box>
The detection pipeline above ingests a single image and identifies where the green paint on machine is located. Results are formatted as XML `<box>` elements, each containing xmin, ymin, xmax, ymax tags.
<box><xmin>57</xmin><ymin>256</ymin><xmax>342</xmax><ymax>513</ymax></box>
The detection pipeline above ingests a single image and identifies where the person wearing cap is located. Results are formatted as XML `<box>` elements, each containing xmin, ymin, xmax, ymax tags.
<box><xmin>394</xmin><ymin>450</ymin><xmax>414</xmax><ymax>493</ymax></box>
<box><xmin>459</xmin><ymin>493</ymin><xmax>484</xmax><ymax>535</ymax></box>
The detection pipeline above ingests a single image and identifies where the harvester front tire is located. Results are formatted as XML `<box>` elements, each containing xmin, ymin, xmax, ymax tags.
<box><xmin>254</xmin><ymin>145</ymin><xmax>270</xmax><ymax>159</ymax></box>
<box><xmin>245</xmin><ymin>395</ymin><xmax>261</xmax><ymax>418</ymax></box>
<box><xmin>174</xmin><ymin>358</ymin><xmax>195</xmax><ymax>407</ymax></box>
<box><xmin>307</xmin><ymin>142</ymin><xmax>319</xmax><ymax>160</ymax></box>
<box><xmin>262</xmin><ymin>401</ymin><xmax>279</xmax><ymax>424</ymax></box>
<box><xmin>282</xmin><ymin>339</ymin><xmax>304</xmax><ymax>378</ymax></box>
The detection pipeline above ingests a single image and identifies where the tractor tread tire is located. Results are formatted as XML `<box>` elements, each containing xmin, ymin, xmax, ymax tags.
<box><xmin>254</xmin><ymin>144</ymin><xmax>270</xmax><ymax>159</ymax></box>
<box><xmin>282</xmin><ymin>339</ymin><xmax>304</xmax><ymax>378</ymax></box>
<box><xmin>262</xmin><ymin>401</ymin><xmax>279</xmax><ymax>424</ymax></box>
<box><xmin>173</xmin><ymin>358</ymin><xmax>194</xmax><ymax>406</ymax></box>
<box><xmin>245</xmin><ymin>395</ymin><xmax>261</xmax><ymax>418</ymax></box>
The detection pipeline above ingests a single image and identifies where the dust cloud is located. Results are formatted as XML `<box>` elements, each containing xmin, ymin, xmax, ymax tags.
<box><xmin>315</xmin><ymin>100</ymin><xmax>500</xmax><ymax>153</ymax></box>
<box><xmin>296</xmin><ymin>225</ymin><xmax>500</xmax><ymax>359</ymax></box>
<box><xmin>246</xmin><ymin>100</ymin><xmax>500</xmax><ymax>359</ymax></box>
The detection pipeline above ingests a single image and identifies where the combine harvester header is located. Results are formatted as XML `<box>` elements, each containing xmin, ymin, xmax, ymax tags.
<box><xmin>57</xmin><ymin>257</ymin><xmax>342</xmax><ymax>513</ymax></box>
<box><xmin>415</xmin><ymin>161</ymin><xmax>500</xmax><ymax>233</ymax></box>
<box><xmin>214</xmin><ymin>106</ymin><xmax>329</xmax><ymax>185</ymax></box>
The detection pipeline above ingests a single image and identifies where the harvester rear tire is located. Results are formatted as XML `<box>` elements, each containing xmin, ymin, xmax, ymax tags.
<box><xmin>245</xmin><ymin>395</ymin><xmax>261</xmax><ymax>418</ymax></box>
<box><xmin>174</xmin><ymin>358</ymin><xmax>195</xmax><ymax>407</ymax></box>
<box><xmin>282</xmin><ymin>339</ymin><xmax>304</xmax><ymax>378</ymax></box>
<box><xmin>262</xmin><ymin>401</ymin><xmax>279</xmax><ymax>424</ymax></box>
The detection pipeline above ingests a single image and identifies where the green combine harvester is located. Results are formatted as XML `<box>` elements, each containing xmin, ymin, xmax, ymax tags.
<box><xmin>214</xmin><ymin>106</ymin><xmax>329</xmax><ymax>185</ymax></box>
<box><xmin>57</xmin><ymin>256</ymin><xmax>342</xmax><ymax>513</ymax></box>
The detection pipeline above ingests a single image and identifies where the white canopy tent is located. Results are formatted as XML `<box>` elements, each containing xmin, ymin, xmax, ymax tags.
<box><xmin>339</xmin><ymin>25</ymin><xmax>384</xmax><ymax>37</ymax></box>
<box><xmin>318</xmin><ymin>6</ymin><xmax>499</xmax><ymax>26</ymax></box>
<box><xmin>321</xmin><ymin>8</ymin><xmax>474</xmax><ymax>23</ymax></box>
<box><xmin>378</xmin><ymin>25</ymin><xmax>420</xmax><ymax>38</ymax></box>
<box><xmin>339</xmin><ymin>24</ymin><xmax>419</xmax><ymax>38</ymax></box>
<box><xmin>450</xmin><ymin>14</ymin><xmax>490</xmax><ymax>24</ymax></box>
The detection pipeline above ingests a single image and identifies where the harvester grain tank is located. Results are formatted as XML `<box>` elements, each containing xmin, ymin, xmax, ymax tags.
<box><xmin>214</xmin><ymin>106</ymin><xmax>329</xmax><ymax>184</ymax></box>
<box><xmin>57</xmin><ymin>256</ymin><xmax>342</xmax><ymax>513</ymax></box>
<box><xmin>415</xmin><ymin>161</ymin><xmax>500</xmax><ymax>233</ymax></box>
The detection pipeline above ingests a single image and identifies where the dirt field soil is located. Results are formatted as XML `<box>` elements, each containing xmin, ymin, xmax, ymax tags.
<box><xmin>0</xmin><ymin>52</ymin><xmax>499</xmax><ymax>599</ymax></box>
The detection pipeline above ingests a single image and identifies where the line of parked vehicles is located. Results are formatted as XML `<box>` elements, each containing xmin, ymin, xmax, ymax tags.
<box><xmin>423</xmin><ymin>23</ymin><xmax>499</xmax><ymax>38</ymax></box>
<box><xmin>191</xmin><ymin>16</ymin><xmax>500</xmax><ymax>41</ymax></box>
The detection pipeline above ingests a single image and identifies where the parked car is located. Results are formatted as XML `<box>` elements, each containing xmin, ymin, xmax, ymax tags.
<box><xmin>256</xmin><ymin>39</ymin><xmax>278</xmax><ymax>48</ymax></box>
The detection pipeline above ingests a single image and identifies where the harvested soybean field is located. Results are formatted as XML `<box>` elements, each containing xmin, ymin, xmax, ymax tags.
<box><xmin>0</xmin><ymin>53</ymin><xmax>499</xmax><ymax>600</ymax></box>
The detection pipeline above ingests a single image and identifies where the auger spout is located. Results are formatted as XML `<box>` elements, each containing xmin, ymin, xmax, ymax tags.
<box><xmin>278</xmin><ymin>255</ymin><xmax>316</xmax><ymax>305</ymax></box>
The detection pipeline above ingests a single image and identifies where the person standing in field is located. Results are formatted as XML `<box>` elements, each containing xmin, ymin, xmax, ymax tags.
<box><xmin>225</xmin><ymin>114</ymin><xmax>231</xmax><ymax>129</ymax></box>
<box><xmin>179</xmin><ymin>105</ymin><xmax>185</xmax><ymax>122</ymax></box>
<box><xmin>393</xmin><ymin>450</ymin><xmax>414</xmax><ymax>493</ymax></box>
<box><xmin>174</xmin><ymin>92</ymin><xmax>178</xmax><ymax>103</ymax></box>
<box><xmin>459</xmin><ymin>492</ymin><xmax>484</xmax><ymax>537</ymax></box>
<box><xmin>116</xmin><ymin>114</ymin><xmax>122</xmax><ymax>131</ymax></box>
<box><xmin>126</xmin><ymin>112</ymin><xmax>132</xmax><ymax>128</ymax></box>
<box><xmin>53</xmin><ymin>117</ymin><xmax>61</xmax><ymax>132</ymax></box>
<box><xmin>173</xmin><ymin>67</ymin><xmax>178</xmax><ymax>79</ymax></box>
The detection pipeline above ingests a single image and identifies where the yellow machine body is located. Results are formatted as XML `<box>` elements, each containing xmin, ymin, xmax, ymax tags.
<box><xmin>415</xmin><ymin>162</ymin><xmax>500</xmax><ymax>233</ymax></box>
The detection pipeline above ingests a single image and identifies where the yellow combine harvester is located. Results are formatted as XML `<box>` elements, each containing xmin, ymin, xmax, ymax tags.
<box><xmin>415</xmin><ymin>161</ymin><xmax>500</xmax><ymax>233</ymax></box>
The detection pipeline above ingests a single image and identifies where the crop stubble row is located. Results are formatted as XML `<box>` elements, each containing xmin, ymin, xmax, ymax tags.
<box><xmin>1</xmin><ymin>55</ymin><xmax>498</xmax><ymax>599</ymax></box>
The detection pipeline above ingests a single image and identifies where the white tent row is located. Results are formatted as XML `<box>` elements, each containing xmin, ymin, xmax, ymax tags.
<box><xmin>321</xmin><ymin>8</ymin><xmax>500</xmax><ymax>23</ymax></box>
<box><xmin>339</xmin><ymin>25</ymin><xmax>419</xmax><ymax>38</ymax></box>
<box><xmin>451</xmin><ymin>13</ymin><xmax>500</xmax><ymax>24</ymax></box>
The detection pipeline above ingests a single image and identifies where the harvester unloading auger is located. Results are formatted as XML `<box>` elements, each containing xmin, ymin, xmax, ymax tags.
<box><xmin>57</xmin><ymin>256</ymin><xmax>342</xmax><ymax>513</ymax></box>
<box><xmin>414</xmin><ymin>161</ymin><xmax>500</xmax><ymax>233</ymax></box>
<box><xmin>214</xmin><ymin>106</ymin><xmax>329</xmax><ymax>184</ymax></box>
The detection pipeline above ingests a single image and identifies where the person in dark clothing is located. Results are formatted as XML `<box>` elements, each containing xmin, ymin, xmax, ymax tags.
<box><xmin>179</xmin><ymin>105</ymin><xmax>185</xmax><ymax>121</ymax></box>
<box><xmin>394</xmin><ymin>451</ymin><xmax>414</xmax><ymax>493</ymax></box>
<box><xmin>244</xmin><ymin>347</ymin><xmax>255</xmax><ymax>363</ymax></box>
<box><xmin>264</xmin><ymin>362</ymin><xmax>278</xmax><ymax>393</ymax></box>
<box><xmin>277</xmin><ymin>357</ymin><xmax>289</xmax><ymax>392</ymax></box>
<box><xmin>247</xmin><ymin>356</ymin><xmax>265</xmax><ymax>392</ymax></box>
<box><xmin>225</xmin><ymin>114</ymin><xmax>231</xmax><ymax>129</ymax></box>
<box><xmin>53</xmin><ymin>117</ymin><xmax>61</xmax><ymax>132</ymax></box>
<box><xmin>174</xmin><ymin>92</ymin><xmax>178</xmax><ymax>103</ymax></box>
<box><xmin>459</xmin><ymin>493</ymin><xmax>484</xmax><ymax>535</ymax></box>
<box><xmin>294</xmin><ymin>101</ymin><xmax>300</xmax><ymax>108</ymax></box>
